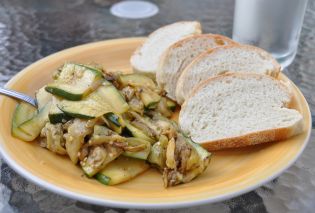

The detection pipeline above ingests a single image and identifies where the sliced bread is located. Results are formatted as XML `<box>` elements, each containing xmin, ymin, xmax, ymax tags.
<box><xmin>179</xmin><ymin>73</ymin><xmax>303</xmax><ymax>151</ymax></box>
<box><xmin>176</xmin><ymin>44</ymin><xmax>281</xmax><ymax>104</ymax></box>
<box><xmin>130</xmin><ymin>21</ymin><xmax>202</xmax><ymax>76</ymax></box>
<box><xmin>156</xmin><ymin>34</ymin><xmax>235</xmax><ymax>100</ymax></box>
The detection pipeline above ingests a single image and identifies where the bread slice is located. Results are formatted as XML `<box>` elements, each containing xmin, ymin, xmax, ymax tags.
<box><xmin>176</xmin><ymin>44</ymin><xmax>281</xmax><ymax>104</ymax></box>
<box><xmin>179</xmin><ymin>73</ymin><xmax>303</xmax><ymax>151</ymax></box>
<box><xmin>130</xmin><ymin>21</ymin><xmax>202</xmax><ymax>76</ymax></box>
<box><xmin>156</xmin><ymin>34</ymin><xmax>235</xmax><ymax>100</ymax></box>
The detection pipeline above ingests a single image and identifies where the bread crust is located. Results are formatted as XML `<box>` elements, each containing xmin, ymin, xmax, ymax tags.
<box><xmin>200</xmin><ymin>118</ymin><xmax>304</xmax><ymax>151</ymax></box>
<box><xmin>130</xmin><ymin>21</ymin><xmax>202</xmax><ymax>74</ymax></box>
<box><xmin>176</xmin><ymin>44</ymin><xmax>281</xmax><ymax>104</ymax></box>
<box><xmin>156</xmin><ymin>33</ymin><xmax>235</xmax><ymax>99</ymax></box>
<box><xmin>179</xmin><ymin>73</ymin><xmax>302</xmax><ymax>151</ymax></box>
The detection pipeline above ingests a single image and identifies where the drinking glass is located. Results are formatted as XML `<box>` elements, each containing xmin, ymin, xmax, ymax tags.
<box><xmin>233</xmin><ymin>0</ymin><xmax>308</xmax><ymax>68</ymax></box>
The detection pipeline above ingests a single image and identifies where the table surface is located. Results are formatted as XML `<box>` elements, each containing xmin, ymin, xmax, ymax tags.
<box><xmin>0</xmin><ymin>0</ymin><xmax>314</xmax><ymax>212</ymax></box>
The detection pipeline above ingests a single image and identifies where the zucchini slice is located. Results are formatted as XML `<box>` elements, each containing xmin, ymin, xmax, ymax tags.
<box><xmin>148</xmin><ymin>135</ymin><xmax>168</xmax><ymax>168</ymax></box>
<box><xmin>58</xmin><ymin>86</ymin><xmax>114</xmax><ymax>119</ymax></box>
<box><xmin>45</xmin><ymin>63</ymin><xmax>103</xmax><ymax>101</ymax></box>
<box><xmin>118</xmin><ymin>73</ymin><xmax>156</xmax><ymax>89</ymax></box>
<box><xmin>36</xmin><ymin>87</ymin><xmax>52</xmax><ymax>109</ymax></box>
<box><xmin>81</xmin><ymin>145</ymin><xmax>123</xmax><ymax>177</ymax></box>
<box><xmin>65</xmin><ymin>119</ymin><xmax>91</xmax><ymax>164</ymax></box>
<box><xmin>123</xmin><ymin>137</ymin><xmax>151</xmax><ymax>160</ymax></box>
<box><xmin>104</xmin><ymin>113</ymin><xmax>125</xmax><ymax>134</ymax></box>
<box><xmin>18</xmin><ymin>102</ymin><xmax>52</xmax><ymax>141</ymax></box>
<box><xmin>99</xmin><ymin>81</ymin><xmax>129</xmax><ymax>114</ymax></box>
<box><xmin>140</xmin><ymin>89</ymin><xmax>161</xmax><ymax>109</ymax></box>
<box><xmin>93</xmin><ymin>125</ymin><xmax>114</xmax><ymax>136</ymax></box>
<box><xmin>11</xmin><ymin>103</ymin><xmax>37</xmax><ymax>141</ymax></box>
<box><xmin>49</xmin><ymin>97</ymin><xmax>71</xmax><ymax>124</ymax></box>
<box><xmin>95</xmin><ymin>156</ymin><xmax>149</xmax><ymax>185</ymax></box>
<box><xmin>124</xmin><ymin>121</ymin><xmax>155</xmax><ymax>144</ymax></box>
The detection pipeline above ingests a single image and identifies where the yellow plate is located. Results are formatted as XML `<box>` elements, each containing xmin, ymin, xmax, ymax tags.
<box><xmin>0</xmin><ymin>38</ymin><xmax>311</xmax><ymax>209</ymax></box>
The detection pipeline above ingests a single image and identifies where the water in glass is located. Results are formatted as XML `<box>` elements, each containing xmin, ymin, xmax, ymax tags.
<box><xmin>233</xmin><ymin>0</ymin><xmax>308</xmax><ymax>68</ymax></box>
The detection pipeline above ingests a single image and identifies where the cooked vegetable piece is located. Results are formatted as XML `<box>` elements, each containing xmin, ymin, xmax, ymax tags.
<box><xmin>123</xmin><ymin>137</ymin><xmax>151</xmax><ymax>160</ymax></box>
<box><xmin>18</xmin><ymin>102</ymin><xmax>52</xmax><ymax>141</ymax></box>
<box><xmin>65</xmin><ymin>119</ymin><xmax>92</xmax><ymax>164</ymax></box>
<box><xmin>93</xmin><ymin>125</ymin><xmax>114</xmax><ymax>136</ymax></box>
<box><xmin>36</xmin><ymin>87</ymin><xmax>52</xmax><ymax>109</ymax></box>
<box><xmin>49</xmin><ymin>97</ymin><xmax>71</xmax><ymax>124</ymax></box>
<box><xmin>99</xmin><ymin>81</ymin><xmax>129</xmax><ymax>114</ymax></box>
<box><xmin>58</xmin><ymin>86</ymin><xmax>114</xmax><ymax>119</ymax></box>
<box><xmin>89</xmin><ymin>135</ymin><xmax>126</xmax><ymax>146</ymax></box>
<box><xmin>90</xmin><ymin>125</ymin><xmax>130</xmax><ymax>147</ymax></box>
<box><xmin>41</xmin><ymin>123</ymin><xmax>66</xmax><ymax>155</ymax></box>
<box><xmin>104</xmin><ymin>113</ymin><xmax>125</xmax><ymax>134</ymax></box>
<box><xmin>81</xmin><ymin>145</ymin><xmax>123</xmax><ymax>177</ymax></box>
<box><xmin>95</xmin><ymin>156</ymin><xmax>149</xmax><ymax>185</ymax></box>
<box><xmin>128</xmin><ymin>97</ymin><xmax>144</xmax><ymax>114</ymax></box>
<box><xmin>148</xmin><ymin>135</ymin><xmax>168</xmax><ymax>168</ymax></box>
<box><xmin>124</xmin><ymin>121</ymin><xmax>155</xmax><ymax>144</ymax></box>
<box><xmin>11</xmin><ymin>103</ymin><xmax>37</xmax><ymax>141</ymax></box>
<box><xmin>46</xmin><ymin>63</ymin><xmax>103</xmax><ymax>100</ymax></box>
<box><xmin>89</xmin><ymin>125</ymin><xmax>126</xmax><ymax>146</ymax></box>
<box><xmin>156</xmin><ymin>97</ymin><xmax>173</xmax><ymax>117</ymax></box>
<box><xmin>163</xmin><ymin>134</ymin><xmax>211</xmax><ymax>187</ymax></box>
<box><xmin>118</xmin><ymin>73</ymin><xmax>156</xmax><ymax>89</ymax></box>
<box><xmin>166</xmin><ymin>98</ymin><xmax>177</xmax><ymax>111</ymax></box>
<box><xmin>140</xmin><ymin>89</ymin><xmax>161</xmax><ymax>109</ymax></box>
<box><xmin>105</xmin><ymin>113</ymin><xmax>125</xmax><ymax>127</ymax></box>
<box><xmin>129</xmin><ymin>112</ymin><xmax>160</xmax><ymax>139</ymax></box>
<box><xmin>166</xmin><ymin>138</ymin><xmax>176</xmax><ymax>169</ymax></box>
<box><xmin>121</xmin><ymin>86</ymin><xmax>135</xmax><ymax>101</ymax></box>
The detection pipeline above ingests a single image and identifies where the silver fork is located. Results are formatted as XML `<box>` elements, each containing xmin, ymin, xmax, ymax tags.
<box><xmin>0</xmin><ymin>87</ymin><xmax>37</xmax><ymax>107</ymax></box>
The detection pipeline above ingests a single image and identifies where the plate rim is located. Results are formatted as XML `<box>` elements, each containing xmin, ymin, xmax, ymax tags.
<box><xmin>0</xmin><ymin>38</ymin><xmax>312</xmax><ymax>209</ymax></box>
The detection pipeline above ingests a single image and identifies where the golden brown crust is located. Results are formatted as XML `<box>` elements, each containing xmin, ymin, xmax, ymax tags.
<box><xmin>200</xmin><ymin>120</ymin><xmax>304</xmax><ymax>151</ymax></box>
<box><xmin>169</xmin><ymin>34</ymin><xmax>236</xmax><ymax>49</ymax></box>
<box><xmin>131</xmin><ymin>21</ymin><xmax>202</xmax><ymax>73</ymax></box>
<box><xmin>176</xmin><ymin>44</ymin><xmax>282</xmax><ymax>104</ymax></box>
<box><xmin>157</xmin><ymin>34</ymin><xmax>236</xmax><ymax>97</ymax></box>
<box><xmin>179</xmin><ymin>72</ymin><xmax>303</xmax><ymax>151</ymax></box>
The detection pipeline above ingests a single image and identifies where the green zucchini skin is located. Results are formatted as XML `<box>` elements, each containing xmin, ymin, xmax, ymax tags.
<box><xmin>45</xmin><ymin>63</ymin><xmax>103</xmax><ymax>101</ymax></box>
<box><xmin>95</xmin><ymin>156</ymin><xmax>149</xmax><ymax>185</ymax></box>
<box><xmin>11</xmin><ymin>103</ymin><xmax>37</xmax><ymax>141</ymax></box>
<box><xmin>57</xmin><ymin>86</ymin><xmax>115</xmax><ymax>119</ymax></box>
<box><xmin>18</xmin><ymin>102</ymin><xmax>52</xmax><ymax>141</ymax></box>
<box><xmin>58</xmin><ymin>108</ymin><xmax>95</xmax><ymax>119</ymax></box>
<box><xmin>140</xmin><ymin>90</ymin><xmax>161</xmax><ymax>109</ymax></box>
<box><xmin>45</xmin><ymin>87</ymin><xmax>82</xmax><ymax>101</ymax></box>
<box><xmin>95</xmin><ymin>173</ymin><xmax>111</xmax><ymax>185</ymax></box>
<box><xmin>166</xmin><ymin>99</ymin><xmax>177</xmax><ymax>111</ymax></box>
<box><xmin>48</xmin><ymin>113</ymin><xmax>72</xmax><ymax>124</ymax></box>
<box><xmin>105</xmin><ymin>113</ymin><xmax>121</xmax><ymax>127</ymax></box>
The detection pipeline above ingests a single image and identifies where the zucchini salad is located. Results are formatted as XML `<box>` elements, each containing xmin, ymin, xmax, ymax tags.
<box><xmin>11</xmin><ymin>63</ymin><xmax>211</xmax><ymax>187</ymax></box>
